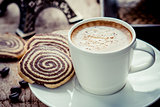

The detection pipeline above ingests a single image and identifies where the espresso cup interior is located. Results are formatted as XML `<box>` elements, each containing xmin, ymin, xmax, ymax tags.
<box><xmin>68</xmin><ymin>17</ymin><xmax>136</xmax><ymax>54</ymax></box>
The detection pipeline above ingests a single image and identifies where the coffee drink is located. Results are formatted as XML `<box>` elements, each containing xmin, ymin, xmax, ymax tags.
<box><xmin>68</xmin><ymin>17</ymin><xmax>154</xmax><ymax>95</ymax></box>
<box><xmin>71</xmin><ymin>20</ymin><xmax>132</xmax><ymax>53</ymax></box>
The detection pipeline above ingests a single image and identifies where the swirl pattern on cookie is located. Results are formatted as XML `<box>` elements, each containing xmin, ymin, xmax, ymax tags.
<box><xmin>19</xmin><ymin>45</ymin><xmax>74</xmax><ymax>88</ymax></box>
<box><xmin>0</xmin><ymin>33</ymin><xmax>25</xmax><ymax>59</ymax></box>
<box><xmin>26</xmin><ymin>33</ymin><xmax>70</xmax><ymax>55</ymax></box>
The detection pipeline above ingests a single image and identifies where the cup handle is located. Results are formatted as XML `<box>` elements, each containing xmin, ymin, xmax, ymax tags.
<box><xmin>130</xmin><ymin>41</ymin><xmax>155</xmax><ymax>73</ymax></box>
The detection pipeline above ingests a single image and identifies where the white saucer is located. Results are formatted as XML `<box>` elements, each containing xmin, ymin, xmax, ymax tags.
<box><xmin>29</xmin><ymin>39</ymin><xmax>160</xmax><ymax>107</ymax></box>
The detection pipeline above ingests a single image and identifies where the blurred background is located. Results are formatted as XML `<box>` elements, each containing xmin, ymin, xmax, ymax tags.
<box><xmin>0</xmin><ymin>0</ymin><xmax>159</xmax><ymax>32</ymax></box>
<box><xmin>0</xmin><ymin>0</ymin><xmax>100</xmax><ymax>33</ymax></box>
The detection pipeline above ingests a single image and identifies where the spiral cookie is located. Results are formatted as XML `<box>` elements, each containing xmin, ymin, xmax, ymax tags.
<box><xmin>25</xmin><ymin>33</ymin><xmax>70</xmax><ymax>55</ymax></box>
<box><xmin>18</xmin><ymin>45</ymin><xmax>74</xmax><ymax>88</ymax></box>
<box><xmin>0</xmin><ymin>33</ymin><xmax>25</xmax><ymax>60</ymax></box>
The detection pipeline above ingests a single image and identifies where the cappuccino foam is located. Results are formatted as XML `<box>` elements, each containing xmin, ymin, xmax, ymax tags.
<box><xmin>71</xmin><ymin>21</ymin><xmax>132</xmax><ymax>53</ymax></box>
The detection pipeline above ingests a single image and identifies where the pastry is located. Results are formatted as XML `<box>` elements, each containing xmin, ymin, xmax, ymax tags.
<box><xmin>25</xmin><ymin>33</ymin><xmax>70</xmax><ymax>55</ymax></box>
<box><xmin>18</xmin><ymin>45</ymin><xmax>74</xmax><ymax>88</ymax></box>
<box><xmin>0</xmin><ymin>33</ymin><xmax>25</xmax><ymax>60</ymax></box>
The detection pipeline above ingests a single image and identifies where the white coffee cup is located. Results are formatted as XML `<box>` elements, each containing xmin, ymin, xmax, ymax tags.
<box><xmin>68</xmin><ymin>17</ymin><xmax>155</xmax><ymax>95</ymax></box>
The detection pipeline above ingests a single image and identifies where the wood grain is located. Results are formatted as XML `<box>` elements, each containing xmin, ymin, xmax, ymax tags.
<box><xmin>0</xmin><ymin>61</ymin><xmax>47</xmax><ymax>107</ymax></box>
